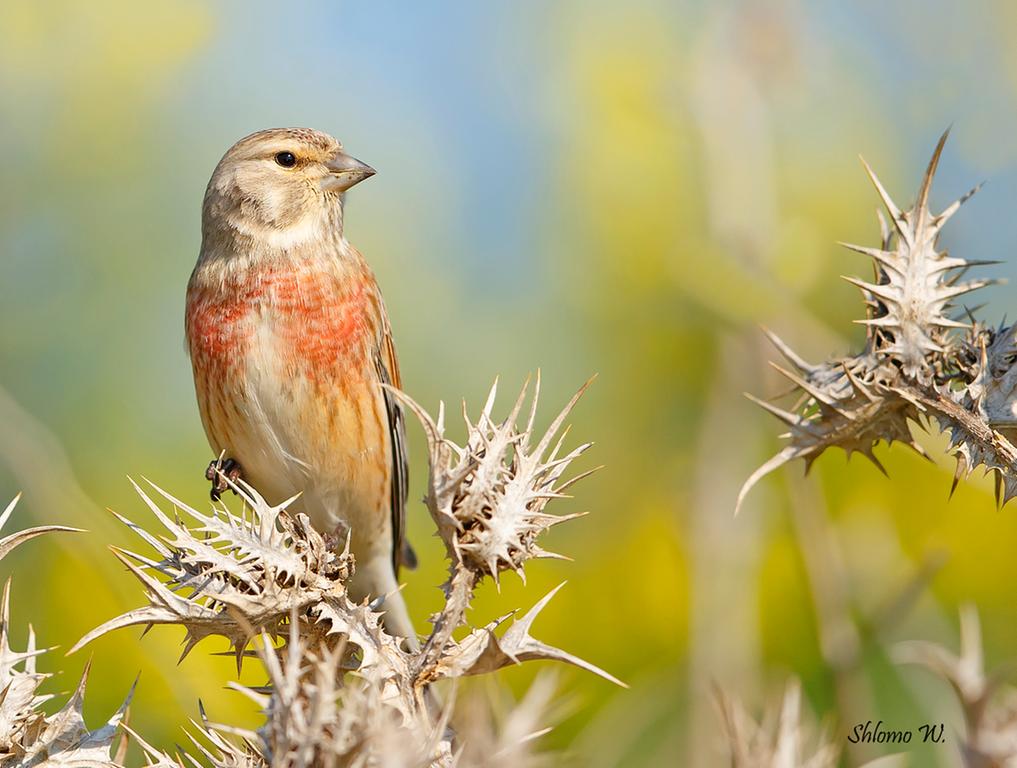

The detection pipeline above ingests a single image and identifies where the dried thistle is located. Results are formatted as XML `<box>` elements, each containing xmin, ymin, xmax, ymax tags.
<box><xmin>714</xmin><ymin>680</ymin><xmax>840</xmax><ymax>768</ymax></box>
<box><xmin>64</xmin><ymin>376</ymin><xmax>619</xmax><ymax>766</ymax></box>
<box><xmin>894</xmin><ymin>606</ymin><xmax>1017</xmax><ymax>766</ymax></box>
<box><xmin>451</xmin><ymin>673</ymin><xmax>561</xmax><ymax>768</ymax></box>
<box><xmin>390</xmin><ymin>375</ymin><xmax>595</xmax><ymax>581</ymax></box>
<box><xmin>389</xmin><ymin>376</ymin><xmax>619</xmax><ymax>690</ymax></box>
<box><xmin>715</xmin><ymin>679</ymin><xmax>905</xmax><ymax>768</ymax></box>
<box><xmin>844</xmin><ymin>143</ymin><xmax>987</xmax><ymax>380</ymax></box>
<box><xmin>71</xmin><ymin>479</ymin><xmax>354</xmax><ymax>668</ymax></box>
<box><xmin>0</xmin><ymin>494</ymin><xmax>82</xmax><ymax>563</ymax></box>
<box><xmin>0</xmin><ymin>495</ymin><xmax>133</xmax><ymax>768</ymax></box>
<box><xmin>221</xmin><ymin>622</ymin><xmax>446</xmax><ymax>768</ymax></box>
<box><xmin>150</xmin><ymin>624</ymin><xmax>566</xmax><ymax>768</ymax></box>
<box><xmin>740</xmin><ymin>131</ymin><xmax>1017</xmax><ymax>511</ymax></box>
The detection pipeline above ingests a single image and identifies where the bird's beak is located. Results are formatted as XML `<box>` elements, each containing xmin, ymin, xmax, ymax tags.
<box><xmin>322</xmin><ymin>152</ymin><xmax>376</xmax><ymax>192</ymax></box>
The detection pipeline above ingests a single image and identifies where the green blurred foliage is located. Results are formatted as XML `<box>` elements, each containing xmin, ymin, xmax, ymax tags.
<box><xmin>3</xmin><ymin>1</ymin><xmax>1017</xmax><ymax>765</ymax></box>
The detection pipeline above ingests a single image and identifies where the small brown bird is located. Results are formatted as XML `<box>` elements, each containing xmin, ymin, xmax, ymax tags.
<box><xmin>184</xmin><ymin>128</ymin><xmax>416</xmax><ymax>643</ymax></box>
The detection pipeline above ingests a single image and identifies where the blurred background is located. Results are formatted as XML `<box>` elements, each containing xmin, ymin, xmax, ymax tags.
<box><xmin>3</xmin><ymin>0</ymin><xmax>1017</xmax><ymax>765</ymax></box>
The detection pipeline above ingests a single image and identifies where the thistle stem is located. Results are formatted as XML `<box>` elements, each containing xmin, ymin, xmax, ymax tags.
<box><xmin>415</xmin><ymin>565</ymin><xmax>479</xmax><ymax>686</ymax></box>
<box><xmin>896</xmin><ymin>381</ymin><xmax>1017</xmax><ymax>468</ymax></box>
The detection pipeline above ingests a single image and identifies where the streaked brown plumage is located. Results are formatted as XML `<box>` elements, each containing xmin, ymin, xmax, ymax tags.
<box><xmin>185</xmin><ymin>128</ymin><xmax>415</xmax><ymax>643</ymax></box>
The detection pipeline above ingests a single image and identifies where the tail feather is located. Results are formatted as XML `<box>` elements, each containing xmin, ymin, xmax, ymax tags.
<box><xmin>400</xmin><ymin>539</ymin><xmax>418</xmax><ymax>571</ymax></box>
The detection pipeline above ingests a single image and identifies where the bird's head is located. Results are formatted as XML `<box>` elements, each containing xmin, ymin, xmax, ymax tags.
<box><xmin>202</xmin><ymin>127</ymin><xmax>374</xmax><ymax>244</ymax></box>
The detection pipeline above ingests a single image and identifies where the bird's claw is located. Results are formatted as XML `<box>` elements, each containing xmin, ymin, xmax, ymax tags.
<box><xmin>206</xmin><ymin>457</ymin><xmax>242</xmax><ymax>502</ymax></box>
<box><xmin>323</xmin><ymin>521</ymin><xmax>351</xmax><ymax>553</ymax></box>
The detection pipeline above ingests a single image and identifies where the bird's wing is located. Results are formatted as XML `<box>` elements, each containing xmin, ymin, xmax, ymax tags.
<box><xmin>375</xmin><ymin>321</ymin><xmax>416</xmax><ymax>574</ymax></box>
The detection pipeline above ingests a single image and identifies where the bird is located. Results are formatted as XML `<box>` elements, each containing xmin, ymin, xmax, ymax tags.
<box><xmin>184</xmin><ymin>128</ymin><xmax>417</xmax><ymax>645</ymax></box>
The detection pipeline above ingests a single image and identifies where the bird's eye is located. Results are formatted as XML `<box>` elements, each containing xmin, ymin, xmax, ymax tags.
<box><xmin>275</xmin><ymin>151</ymin><xmax>297</xmax><ymax>168</ymax></box>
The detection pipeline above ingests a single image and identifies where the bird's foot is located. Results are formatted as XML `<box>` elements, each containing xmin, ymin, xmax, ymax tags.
<box><xmin>324</xmin><ymin>521</ymin><xmax>352</xmax><ymax>553</ymax></box>
<box><xmin>205</xmin><ymin>456</ymin><xmax>243</xmax><ymax>502</ymax></box>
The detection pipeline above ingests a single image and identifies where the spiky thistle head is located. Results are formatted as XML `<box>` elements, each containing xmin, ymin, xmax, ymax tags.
<box><xmin>388</xmin><ymin>376</ymin><xmax>622</xmax><ymax>692</ymax></box>
<box><xmin>739</xmin><ymin>131</ymin><xmax>1009</xmax><ymax>512</ymax></box>
<box><xmin>71</xmin><ymin>479</ymin><xmax>355</xmax><ymax>667</ymax></box>
<box><xmin>841</xmin><ymin>130</ymin><xmax>989</xmax><ymax>380</ymax></box>
<box><xmin>390</xmin><ymin>374</ymin><xmax>596</xmax><ymax>584</ymax></box>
